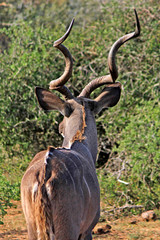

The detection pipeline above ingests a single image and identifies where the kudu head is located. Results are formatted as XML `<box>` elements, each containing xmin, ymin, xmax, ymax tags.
<box><xmin>36</xmin><ymin>10</ymin><xmax>140</xmax><ymax>149</ymax></box>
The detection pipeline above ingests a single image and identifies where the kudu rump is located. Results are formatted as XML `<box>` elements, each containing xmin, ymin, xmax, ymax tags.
<box><xmin>21</xmin><ymin>10</ymin><xmax>140</xmax><ymax>240</ymax></box>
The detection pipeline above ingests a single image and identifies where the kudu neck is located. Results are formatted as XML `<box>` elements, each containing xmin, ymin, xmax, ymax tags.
<box><xmin>62</xmin><ymin>108</ymin><xmax>98</xmax><ymax>164</ymax></box>
<box><xmin>82</xmin><ymin>111</ymin><xmax>98</xmax><ymax>163</ymax></box>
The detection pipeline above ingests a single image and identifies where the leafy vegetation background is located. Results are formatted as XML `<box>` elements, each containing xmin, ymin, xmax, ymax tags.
<box><xmin>0</xmin><ymin>0</ymin><xmax>159</xmax><ymax>222</ymax></box>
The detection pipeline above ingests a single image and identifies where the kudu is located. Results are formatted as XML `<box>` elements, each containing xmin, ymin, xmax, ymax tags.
<box><xmin>21</xmin><ymin>10</ymin><xmax>140</xmax><ymax>240</ymax></box>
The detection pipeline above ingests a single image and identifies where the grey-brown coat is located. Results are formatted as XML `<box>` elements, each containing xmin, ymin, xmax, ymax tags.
<box><xmin>21</xmin><ymin>10</ymin><xmax>140</xmax><ymax>240</ymax></box>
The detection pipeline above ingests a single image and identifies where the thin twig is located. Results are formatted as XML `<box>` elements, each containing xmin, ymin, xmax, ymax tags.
<box><xmin>105</xmin><ymin>204</ymin><xmax>144</xmax><ymax>214</ymax></box>
<box><xmin>14</xmin><ymin>119</ymin><xmax>37</xmax><ymax>127</ymax></box>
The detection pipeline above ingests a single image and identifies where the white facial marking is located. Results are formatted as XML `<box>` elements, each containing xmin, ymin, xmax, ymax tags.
<box><xmin>68</xmin><ymin>141</ymin><xmax>73</xmax><ymax>149</ymax></box>
<box><xmin>61</xmin><ymin>133</ymin><xmax>64</xmax><ymax>138</ymax></box>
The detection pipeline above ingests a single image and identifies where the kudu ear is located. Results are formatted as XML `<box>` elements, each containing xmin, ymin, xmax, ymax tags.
<box><xmin>35</xmin><ymin>87</ymin><xmax>72</xmax><ymax>117</ymax></box>
<box><xmin>93</xmin><ymin>83</ymin><xmax>121</xmax><ymax>115</ymax></box>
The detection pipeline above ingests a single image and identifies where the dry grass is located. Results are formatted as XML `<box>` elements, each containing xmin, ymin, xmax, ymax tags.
<box><xmin>94</xmin><ymin>215</ymin><xmax>160</xmax><ymax>240</ymax></box>
<box><xmin>0</xmin><ymin>201</ymin><xmax>27</xmax><ymax>240</ymax></box>
<box><xmin>0</xmin><ymin>201</ymin><xmax>160</xmax><ymax>240</ymax></box>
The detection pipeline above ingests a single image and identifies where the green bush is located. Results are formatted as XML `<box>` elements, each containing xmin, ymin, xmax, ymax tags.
<box><xmin>98</xmin><ymin>101</ymin><xmax>160</xmax><ymax>209</ymax></box>
<box><xmin>0</xmin><ymin>169</ymin><xmax>19</xmax><ymax>224</ymax></box>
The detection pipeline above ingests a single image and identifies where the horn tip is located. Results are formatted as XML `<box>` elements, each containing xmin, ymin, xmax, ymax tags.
<box><xmin>134</xmin><ymin>8</ymin><xmax>140</xmax><ymax>37</ymax></box>
<box><xmin>53</xmin><ymin>17</ymin><xmax>75</xmax><ymax>47</ymax></box>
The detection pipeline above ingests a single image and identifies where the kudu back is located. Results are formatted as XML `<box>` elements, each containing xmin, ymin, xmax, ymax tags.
<box><xmin>21</xmin><ymin>10</ymin><xmax>140</xmax><ymax>240</ymax></box>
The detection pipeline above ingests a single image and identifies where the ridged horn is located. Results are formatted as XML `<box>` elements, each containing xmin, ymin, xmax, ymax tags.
<box><xmin>79</xmin><ymin>9</ymin><xmax>140</xmax><ymax>98</ymax></box>
<box><xmin>49</xmin><ymin>19</ymin><xmax>74</xmax><ymax>99</ymax></box>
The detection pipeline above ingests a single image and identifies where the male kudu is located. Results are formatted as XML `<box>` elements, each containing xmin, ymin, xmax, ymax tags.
<box><xmin>21</xmin><ymin>10</ymin><xmax>140</xmax><ymax>240</ymax></box>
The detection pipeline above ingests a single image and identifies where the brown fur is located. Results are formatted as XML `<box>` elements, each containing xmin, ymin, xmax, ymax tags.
<box><xmin>71</xmin><ymin>105</ymin><xmax>87</xmax><ymax>143</ymax></box>
<box><xmin>35</xmin><ymin>160</ymin><xmax>53</xmax><ymax>239</ymax></box>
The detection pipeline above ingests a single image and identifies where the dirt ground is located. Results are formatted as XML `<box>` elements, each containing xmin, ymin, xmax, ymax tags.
<box><xmin>0</xmin><ymin>201</ymin><xmax>160</xmax><ymax>240</ymax></box>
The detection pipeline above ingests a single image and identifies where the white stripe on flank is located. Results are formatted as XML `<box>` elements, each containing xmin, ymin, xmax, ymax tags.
<box><xmin>32</xmin><ymin>182</ymin><xmax>38</xmax><ymax>201</ymax></box>
<box><xmin>83</xmin><ymin>176</ymin><xmax>91</xmax><ymax>199</ymax></box>
<box><xmin>44</xmin><ymin>151</ymin><xmax>49</xmax><ymax>164</ymax></box>
<box><xmin>45</xmin><ymin>149</ymin><xmax>54</xmax><ymax>164</ymax></box>
<box><xmin>46</xmin><ymin>182</ymin><xmax>52</xmax><ymax>199</ymax></box>
<box><xmin>60</xmin><ymin>161</ymin><xmax>76</xmax><ymax>192</ymax></box>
